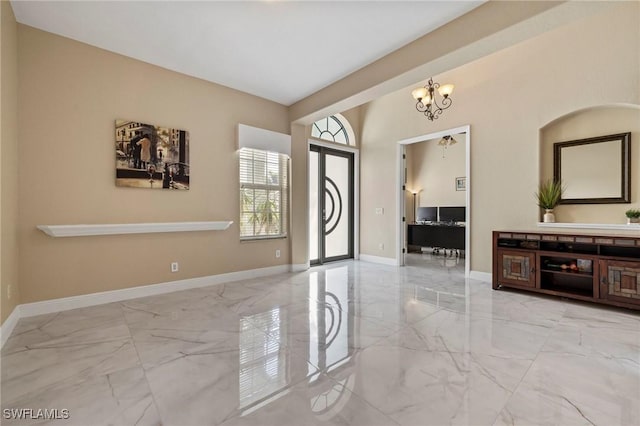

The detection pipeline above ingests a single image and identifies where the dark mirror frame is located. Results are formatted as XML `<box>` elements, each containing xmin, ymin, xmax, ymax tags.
<box><xmin>554</xmin><ymin>132</ymin><xmax>631</xmax><ymax>204</ymax></box>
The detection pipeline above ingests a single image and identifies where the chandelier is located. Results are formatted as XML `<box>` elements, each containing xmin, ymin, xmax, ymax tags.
<box><xmin>438</xmin><ymin>135</ymin><xmax>457</xmax><ymax>146</ymax></box>
<box><xmin>411</xmin><ymin>78</ymin><xmax>454</xmax><ymax>121</ymax></box>
<box><xmin>438</xmin><ymin>135</ymin><xmax>457</xmax><ymax>158</ymax></box>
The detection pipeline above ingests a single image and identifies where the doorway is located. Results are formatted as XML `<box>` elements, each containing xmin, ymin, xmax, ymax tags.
<box><xmin>396</xmin><ymin>125</ymin><xmax>471</xmax><ymax>277</ymax></box>
<box><xmin>309</xmin><ymin>145</ymin><xmax>354</xmax><ymax>264</ymax></box>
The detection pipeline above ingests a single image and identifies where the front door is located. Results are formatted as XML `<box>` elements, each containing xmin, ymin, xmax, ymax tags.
<box><xmin>309</xmin><ymin>145</ymin><xmax>354</xmax><ymax>264</ymax></box>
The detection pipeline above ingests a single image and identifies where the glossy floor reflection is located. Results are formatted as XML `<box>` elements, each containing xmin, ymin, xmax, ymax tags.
<box><xmin>2</xmin><ymin>259</ymin><xmax>639</xmax><ymax>425</ymax></box>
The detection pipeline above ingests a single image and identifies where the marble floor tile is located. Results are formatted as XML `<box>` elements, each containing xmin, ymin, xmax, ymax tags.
<box><xmin>0</xmin><ymin>313</ymin><xmax>156</xmax><ymax>426</ymax></box>
<box><xmin>2</xmin><ymin>259</ymin><xmax>639</xmax><ymax>426</ymax></box>
<box><xmin>399</xmin><ymin>308</ymin><xmax>553</xmax><ymax>360</ymax></box>
<box><xmin>2</xmin><ymin>338</ymin><xmax>142</xmax><ymax>405</ymax></box>
<box><xmin>495</xmin><ymin>351</ymin><xmax>640</xmax><ymax>426</ymax></box>
<box><xmin>2</xmin><ymin>365</ymin><xmax>161</xmax><ymax>426</ymax></box>
<box><xmin>245</xmin><ymin>296</ymin><xmax>403</xmax><ymax>368</ymax></box>
<box><xmin>541</xmin><ymin>320</ymin><xmax>640</xmax><ymax>363</ymax></box>
<box><xmin>220</xmin><ymin>372</ymin><xmax>398</xmax><ymax>426</ymax></box>
<box><xmin>436</xmin><ymin>286</ymin><xmax>569</xmax><ymax>329</ymax></box>
<box><xmin>329</xmin><ymin>342</ymin><xmax>515</xmax><ymax>426</ymax></box>
<box><xmin>2</xmin><ymin>303</ymin><xmax>130</xmax><ymax>354</ymax></box>
<box><xmin>122</xmin><ymin>295</ymin><xmax>245</xmax><ymax>369</ymax></box>
<box><xmin>143</xmin><ymin>339</ymin><xmax>318</xmax><ymax>425</ymax></box>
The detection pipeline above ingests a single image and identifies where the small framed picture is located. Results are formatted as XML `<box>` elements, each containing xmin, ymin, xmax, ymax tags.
<box><xmin>577</xmin><ymin>259</ymin><xmax>592</xmax><ymax>273</ymax></box>
<box><xmin>455</xmin><ymin>177</ymin><xmax>466</xmax><ymax>191</ymax></box>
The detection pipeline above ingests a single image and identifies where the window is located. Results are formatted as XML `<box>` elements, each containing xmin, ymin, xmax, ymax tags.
<box><xmin>311</xmin><ymin>115</ymin><xmax>350</xmax><ymax>145</ymax></box>
<box><xmin>239</xmin><ymin>148</ymin><xmax>289</xmax><ymax>239</ymax></box>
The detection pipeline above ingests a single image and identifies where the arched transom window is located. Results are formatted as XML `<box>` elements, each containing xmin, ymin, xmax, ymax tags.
<box><xmin>311</xmin><ymin>115</ymin><xmax>351</xmax><ymax>145</ymax></box>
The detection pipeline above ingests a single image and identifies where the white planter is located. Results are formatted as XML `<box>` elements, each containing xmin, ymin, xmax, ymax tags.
<box><xmin>543</xmin><ymin>209</ymin><xmax>555</xmax><ymax>223</ymax></box>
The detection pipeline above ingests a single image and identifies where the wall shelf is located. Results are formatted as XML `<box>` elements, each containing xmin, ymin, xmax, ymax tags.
<box><xmin>537</xmin><ymin>222</ymin><xmax>640</xmax><ymax>231</ymax></box>
<box><xmin>37</xmin><ymin>221</ymin><xmax>233</xmax><ymax>237</ymax></box>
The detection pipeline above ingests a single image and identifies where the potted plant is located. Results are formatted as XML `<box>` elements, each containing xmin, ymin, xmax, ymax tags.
<box><xmin>535</xmin><ymin>179</ymin><xmax>564</xmax><ymax>223</ymax></box>
<box><xmin>625</xmin><ymin>208</ymin><xmax>640</xmax><ymax>225</ymax></box>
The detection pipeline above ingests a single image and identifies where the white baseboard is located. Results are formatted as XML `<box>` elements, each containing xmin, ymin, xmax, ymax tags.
<box><xmin>470</xmin><ymin>271</ymin><xmax>492</xmax><ymax>283</ymax></box>
<box><xmin>290</xmin><ymin>263</ymin><xmax>309</xmax><ymax>272</ymax></box>
<box><xmin>1</xmin><ymin>305</ymin><xmax>21</xmax><ymax>349</ymax></box>
<box><xmin>359</xmin><ymin>254</ymin><xmax>398</xmax><ymax>266</ymax></box>
<box><xmin>19</xmin><ymin>264</ymin><xmax>290</xmax><ymax>319</ymax></box>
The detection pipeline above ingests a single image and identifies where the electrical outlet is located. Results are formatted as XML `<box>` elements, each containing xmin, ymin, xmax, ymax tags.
<box><xmin>375</xmin><ymin>207</ymin><xmax>384</xmax><ymax>215</ymax></box>
<box><xmin>275</xmin><ymin>249</ymin><xmax>281</xmax><ymax>258</ymax></box>
<box><xmin>171</xmin><ymin>262</ymin><xmax>179</xmax><ymax>273</ymax></box>
<box><xmin>378</xmin><ymin>243</ymin><xmax>384</xmax><ymax>250</ymax></box>
<box><xmin>7</xmin><ymin>285</ymin><xmax>12</xmax><ymax>300</ymax></box>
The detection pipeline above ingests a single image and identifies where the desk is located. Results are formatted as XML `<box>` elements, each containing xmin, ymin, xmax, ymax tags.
<box><xmin>408</xmin><ymin>223</ymin><xmax>465</xmax><ymax>251</ymax></box>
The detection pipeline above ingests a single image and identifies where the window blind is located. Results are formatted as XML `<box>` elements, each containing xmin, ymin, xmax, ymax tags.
<box><xmin>239</xmin><ymin>147</ymin><xmax>289</xmax><ymax>239</ymax></box>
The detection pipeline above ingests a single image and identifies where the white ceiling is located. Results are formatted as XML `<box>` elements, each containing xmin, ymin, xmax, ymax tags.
<box><xmin>11</xmin><ymin>1</ymin><xmax>483</xmax><ymax>106</ymax></box>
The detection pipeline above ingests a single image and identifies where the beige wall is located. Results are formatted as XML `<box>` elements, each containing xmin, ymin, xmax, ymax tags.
<box><xmin>540</xmin><ymin>106</ymin><xmax>640</xmax><ymax>223</ymax></box>
<box><xmin>406</xmin><ymin>134</ymin><xmax>466</xmax><ymax>221</ymax></box>
<box><xmin>1</xmin><ymin>0</ymin><xmax>20</xmax><ymax>324</ymax></box>
<box><xmin>359</xmin><ymin>2</ymin><xmax>640</xmax><ymax>273</ymax></box>
<box><xmin>17</xmin><ymin>25</ymin><xmax>290</xmax><ymax>304</ymax></box>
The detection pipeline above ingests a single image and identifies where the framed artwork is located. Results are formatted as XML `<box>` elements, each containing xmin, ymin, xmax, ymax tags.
<box><xmin>455</xmin><ymin>176</ymin><xmax>466</xmax><ymax>191</ymax></box>
<box><xmin>115</xmin><ymin>120</ymin><xmax>190</xmax><ymax>190</ymax></box>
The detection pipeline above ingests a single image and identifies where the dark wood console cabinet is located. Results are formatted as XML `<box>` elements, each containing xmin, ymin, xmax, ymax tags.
<box><xmin>493</xmin><ymin>231</ymin><xmax>640</xmax><ymax>310</ymax></box>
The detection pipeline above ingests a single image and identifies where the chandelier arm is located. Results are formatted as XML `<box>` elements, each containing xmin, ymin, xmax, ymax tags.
<box><xmin>424</xmin><ymin>108</ymin><xmax>435</xmax><ymax>120</ymax></box>
<box><xmin>440</xmin><ymin>96</ymin><xmax>453</xmax><ymax>110</ymax></box>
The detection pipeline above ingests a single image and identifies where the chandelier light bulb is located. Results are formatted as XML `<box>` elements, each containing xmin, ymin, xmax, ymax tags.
<box><xmin>412</xmin><ymin>87</ymin><xmax>428</xmax><ymax>101</ymax></box>
<box><xmin>438</xmin><ymin>84</ymin><xmax>455</xmax><ymax>98</ymax></box>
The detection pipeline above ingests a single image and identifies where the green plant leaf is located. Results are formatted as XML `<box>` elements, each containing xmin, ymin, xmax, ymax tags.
<box><xmin>625</xmin><ymin>208</ymin><xmax>640</xmax><ymax>218</ymax></box>
<box><xmin>534</xmin><ymin>180</ymin><xmax>564</xmax><ymax>210</ymax></box>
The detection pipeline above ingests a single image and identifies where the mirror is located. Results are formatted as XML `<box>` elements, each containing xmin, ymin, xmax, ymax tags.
<box><xmin>554</xmin><ymin>132</ymin><xmax>631</xmax><ymax>204</ymax></box>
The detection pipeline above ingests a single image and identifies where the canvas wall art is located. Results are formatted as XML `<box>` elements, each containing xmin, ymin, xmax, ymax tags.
<box><xmin>115</xmin><ymin>119</ymin><xmax>190</xmax><ymax>190</ymax></box>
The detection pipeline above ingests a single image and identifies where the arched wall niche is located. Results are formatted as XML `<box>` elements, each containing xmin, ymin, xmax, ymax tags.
<box><xmin>539</xmin><ymin>104</ymin><xmax>640</xmax><ymax>224</ymax></box>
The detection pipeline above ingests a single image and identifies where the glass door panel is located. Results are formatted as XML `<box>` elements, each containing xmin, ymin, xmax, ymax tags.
<box><xmin>324</xmin><ymin>154</ymin><xmax>350</xmax><ymax>259</ymax></box>
<box><xmin>309</xmin><ymin>151</ymin><xmax>319</xmax><ymax>262</ymax></box>
<box><xmin>309</xmin><ymin>145</ymin><xmax>353</xmax><ymax>264</ymax></box>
